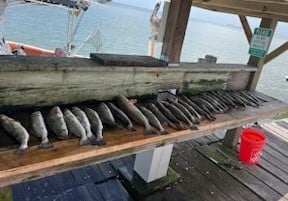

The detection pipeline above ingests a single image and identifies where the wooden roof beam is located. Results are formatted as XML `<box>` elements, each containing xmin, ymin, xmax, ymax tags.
<box><xmin>239</xmin><ymin>15</ymin><xmax>252</xmax><ymax>43</ymax></box>
<box><xmin>193</xmin><ymin>0</ymin><xmax>288</xmax><ymax>22</ymax></box>
<box><xmin>243</xmin><ymin>0</ymin><xmax>288</xmax><ymax>5</ymax></box>
<box><xmin>264</xmin><ymin>41</ymin><xmax>288</xmax><ymax>64</ymax></box>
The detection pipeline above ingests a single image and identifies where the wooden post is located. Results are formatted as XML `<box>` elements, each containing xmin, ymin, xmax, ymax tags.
<box><xmin>223</xmin><ymin>128</ymin><xmax>242</xmax><ymax>149</ymax></box>
<box><xmin>223</xmin><ymin>18</ymin><xmax>277</xmax><ymax>149</ymax></box>
<box><xmin>160</xmin><ymin>0</ymin><xmax>192</xmax><ymax>64</ymax></box>
<box><xmin>246</xmin><ymin>18</ymin><xmax>278</xmax><ymax>90</ymax></box>
<box><xmin>239</xmin><ymin>15</ymin><xmax>252</xmax><ymax>43</ymax></box>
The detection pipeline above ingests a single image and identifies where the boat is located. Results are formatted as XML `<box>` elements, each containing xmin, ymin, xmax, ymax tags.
<box><xmin>0</xmin><ymin>0</ymin><xmax>111</xmax><ymax>57</ymax></box>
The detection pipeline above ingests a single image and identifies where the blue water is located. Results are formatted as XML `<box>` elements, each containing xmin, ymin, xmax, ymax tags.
<box><xmin>3</xmin><ymin>2</ymin><xmax>288</xmax><ymax>102</ymax></box>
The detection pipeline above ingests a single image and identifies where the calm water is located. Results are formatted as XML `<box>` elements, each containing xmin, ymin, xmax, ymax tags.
<box><xmin>3</xmin><ymin>3</ymin><xmax>288</xmax><ymax>102</ymax></box>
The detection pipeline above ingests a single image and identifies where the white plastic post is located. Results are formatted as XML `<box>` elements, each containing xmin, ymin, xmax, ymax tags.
<box><xmin>133</xmin><ymin>144</ymin><xmax>173</xmax><ymax>183</ymax></box>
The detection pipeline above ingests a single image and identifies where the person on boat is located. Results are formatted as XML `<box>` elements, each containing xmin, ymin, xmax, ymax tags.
<box><xmin>54</xmin><ymin>44</ymin><xmax>75</xmax><ymax>57</ymax></box>
<box><xmin>150</xmin><ymin>2</ymin><xmax>161</xmax><ymax>39</ymax></box>
<box><xmin>0</xmin><ymin>0</ymin><xmax>12</xmax><ymax>55</ymax></box>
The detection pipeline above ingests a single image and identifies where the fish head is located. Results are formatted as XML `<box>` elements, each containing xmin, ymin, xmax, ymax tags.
<box><xmin>57</xmin><ymin>128</ymin><xmax>69</xmax><ymax>139</ymax></box>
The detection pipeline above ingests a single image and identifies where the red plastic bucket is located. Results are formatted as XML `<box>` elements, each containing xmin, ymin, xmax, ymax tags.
<box><xmin>239</xmin><ymin>128</ymin><xmax>266</xmax><ymax>165</ymax></box>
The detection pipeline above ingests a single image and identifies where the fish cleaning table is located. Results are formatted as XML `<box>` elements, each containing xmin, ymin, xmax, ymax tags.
<box><xmin>0</xmin><ymin>92</ymin><xmax>286</xmax><ymax>187</ymax></box>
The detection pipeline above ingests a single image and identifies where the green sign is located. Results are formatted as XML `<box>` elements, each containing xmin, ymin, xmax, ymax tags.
<box><xmin>249</xmin><ymin>27</ymin><xmax>273</xmax><ymax>58</ymax></box>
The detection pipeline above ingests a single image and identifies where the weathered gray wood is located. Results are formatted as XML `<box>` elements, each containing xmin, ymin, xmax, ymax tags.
<box><xmin>181</xmin><ymin>149</ymin><xmax>263</xmax><ymax>201</ymax></box>
<box><xmin>0</xmin><ymin>56</ymin><xmax>256</xmax><ymax>107</ymax></box>
<box><xmin>197</xmin><ymin>145</ymin><xmax>287</xmax><ymax>201</ymax></box>
<box><xmin>239</xmin><ymin>15</ymin><xmax>252</xmax><ymax>43</ymax></box>
<box><xmin>223</xmin><ymin>128</ymin><xmax>241</xmax><ymax>149</ymax></box>
<box><xmin>247</xmin><ymin>18</ymin><xmax>278</xmax><ymax>90</ymax></box>
<box><xmin>90</xmin><ymin>54</ymin><xmax>167</xmax><ymax>67</ymax></box>
<box><xmin>227</xmin><ymin>71</ymin><xmax>251</xmax><ymax>90</ymax></box>
<box><xmin>193</xmin><ymin>0</ymin><xmax>288</xmax><ymax>22</ymax></box>
<box><xmin>161</xmin><ymin>0</ymin><xmax>192</xmax><ymax>63</ymax></box>
<box><xmin>264</xmin><ymin>41</ymin><xmax>288</xmax><ymax>64</ymax></box>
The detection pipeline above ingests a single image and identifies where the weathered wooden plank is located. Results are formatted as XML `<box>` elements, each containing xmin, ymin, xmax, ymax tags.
<box><xmin>171</xmin><ymin>154</ymin><xmax>232</xmax><ymax>201</ymax></box>
<box><xmin>239</xmin><ymin>15</ymin><xmax>252</xmax><ymax>43</ymax></box>
<box><xmin>223</xmin><ymin>127</ymin><xmax>241</xmax><ymax>149</ymax></box>
<box><xmin>212</xmin><ymin>143</ymin><xmax>288</xmax><ymax>199</ymax></box>
<box><xmin>161</xmin><ymin>0</ymin><xmax>192</xmax><ymax>63</ymax></box>
<box><xmin>0</xmin><ymin>93</ymin><xmax>285</xmax><ymax>187</ymax></box>
<box><xmin>259</xmin><ymin>158</ymin><xmax>288</xmax><ymax>185</ymax></box>
<box><xmin>227</xmin><ymin>71</ymin><xmax>251</xmax><ymax>90</ymax></box>
<box><xmin>193</xmin><ymin>0</ymin><xmax>288</xmax><ymax>22</ymax></box>
<box><xmin>197</xmin><ymin>145</ymin><xmax>287</xmax><ymax>201</ymax></box>
<box><xmin>264</xmin><ymin>41</ymin><xmax>288</xmax><ymax>64</ymax></box>
<box><xmin>181</xmin><ymin>149</ymin><xmax>263</xmax><ymax>201</ymax></box>
<box><xmin>90</xmin><ymin>54</ymin><xmax>167</xmax><ymax>67</ymax></box>
<box><xmin>0</xmin><ymin>59</ymin><xmax>255</xmax><ymax>107</ymax></box>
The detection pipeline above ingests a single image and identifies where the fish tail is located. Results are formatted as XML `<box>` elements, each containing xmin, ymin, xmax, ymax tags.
<box><xmin>15</xmin><ymin>149</ymin><xmax>26</xmax><ymax>155</ymax></box>
<box><xmin>39</xmin><ymin>141</ymin><xmax>54</xmax><ymax>149</ymax></box>
<box><xmin>176</xmin><ymin>122</ymin><xmax>186</xmax><ymax>130</ymax></box>
<box><xmin>160</xmin><ymin>129</ymin><xmax>169</xmax><ymax>135</ymax></box>
<box><xmin>127</xmin><ymin>124</ymin><xmax>137</xmax><ymax>132</ymax></box>
<box><xmin>189</xmin><ymin>124</ymin><xmax>198</xmax><ymax>130</ymax></box>
<box><xmin>87</xmin><ymin>135</ymin><xmax>99</xmax><ymax>145</ymax></box>
<box><xmin>168</xmin><ymin>122</ymin><xmax>178</xmax><ymax>130</ymax></box>
<box><xmin>95</xmin><ymin>138</ymin><xmax>106</xmax><ymax>146</ymax></box>
<box><xmin>144</xmin><ymin>125</ymin><xmax>158</xmax><ymax>135</ymax></box>
<box><xmin>16</xmin><ymin>144</ymin><xmax>28</xmax><ymax>154</ymax></box>
<box><xmin>79</xmin><ymin>137</ymin><xmax>90</xmax><ymax>146</ymax></box>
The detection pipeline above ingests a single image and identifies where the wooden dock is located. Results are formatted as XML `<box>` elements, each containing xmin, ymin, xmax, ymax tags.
<box><xmin>261</xmin><ymin>118</ymin><xmax>288</xmax><ymax>142</ymax></box>
<box><xmin>0</xmin><ymin>93</ymin><xmax>286</xmax><ymax>187</ymax></box>
<box><xmin>6</xmin><ymin>126</ymin><xmax>288</xmax><ymax>201</ymax></box>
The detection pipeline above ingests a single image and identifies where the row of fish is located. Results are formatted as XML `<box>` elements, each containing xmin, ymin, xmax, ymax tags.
<box><xmin>0</xmin><ymin>90</ymin><xmax>267</xmax><ymax>153</ymax></box>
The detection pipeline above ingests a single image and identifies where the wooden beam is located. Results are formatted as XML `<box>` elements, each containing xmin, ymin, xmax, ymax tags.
<box><xmin>243</xmin><ymin>0</ymin><xmax>288</xmax><ymax>5</ymax></box>
<box><xmin>0</xmin><ymin>93</ymin><xmax>286</xmax><ymax>187</ymax></box>
<box><xmin>264</xmin><ymin>41</ymin><xmax>288</xmax><ymax>64</ymax></box>
<box><xmin>247</xmin><ymin>18</ymin><xmax>278</xmax><ymax>90</ymax></box>
<box><xmin>161</xmin><ymin>0</ymin><xmax>192</xmax><ymax>63</ymax></box>
<box><xmin>223</xmin><ymin>127</ymin><xmax>241</xmax><ymax>149</ymax></box>
<box><xmin>193</xmin><ymin>0</ymin><xmax>288</xmax><ymax>22</ymax></box>
<box><xmin>0</xmin><ymin>56</ymin><xmax>256</xmax><ymax>108</ymax></box>
<box><xmin>239</xmin><ymin>15</ymin><xmax>252</xmax><ymax>43</ymax></box>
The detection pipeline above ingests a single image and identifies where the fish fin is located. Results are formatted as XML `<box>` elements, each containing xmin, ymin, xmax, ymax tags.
<box><xmin>129</xmin><ymin>99</ymin><xmax>137</xmax><ymax>104</ymax></box>
<box><xmin>39</xmin><ymin>142</ymin><xmax>54</xmax><ymax>149</ymax></box>
<box><xmin>95</xmin><ymin>138</ymin><xmax>106</xmax><ymax>146</ymax></box>
<box><xmin>127</xmin><ymin>125</ymin><xmax>137</xmax><ymax>132</ymax></box>
<box><xmin>88</xmin><ymin>135</ymin><xmax>99</xmax><ymax>145</ymax></box>
<box><xmin>79</xmin><ymin>138</ymin><xmax>90</xmax><ymax>146</ymax></box>
<box><xmin>160</xmin><ymin>129</ymin><xmax>169</xmax><ymax>135</ymax></box>
<box><xmin>144</xmin><ymin>126</ymin><xmax>158</xmax><ymax>135</ymax></box>
<box><xmin>15</xmin><ymin>148</ymin><xmax>26</xmax><ymax>155</ymax></box>
<box><xmin>189</xmin><ymin>125</ymin><xmax>198</xmax><ymax>130</ymax></box>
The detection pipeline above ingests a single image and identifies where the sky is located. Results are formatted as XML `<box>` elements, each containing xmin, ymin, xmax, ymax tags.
<box><xmin>114</xmin><ymin>0</ymin><xmax>287</xmax><ymax>38</ymax></box>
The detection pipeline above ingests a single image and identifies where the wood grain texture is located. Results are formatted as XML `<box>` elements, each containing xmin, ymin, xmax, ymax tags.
<box><xmin>0</xmin><ymin>56</ymin><xmax>256</xmax><ymax>107</ymax></box>
<box><xmin>161</xmin><ymin>0</ymin><xmax>192</xmax><ymax>63</ymax></box>
<box><xmin>193</xmin><ymin>0</ymin><xmax>288</xmax><ymax>22</ymax></box>
<box><xmin>0</xmin><ymin>98</ymin><xmax>286</xmax><ymax>187</ymax></box>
